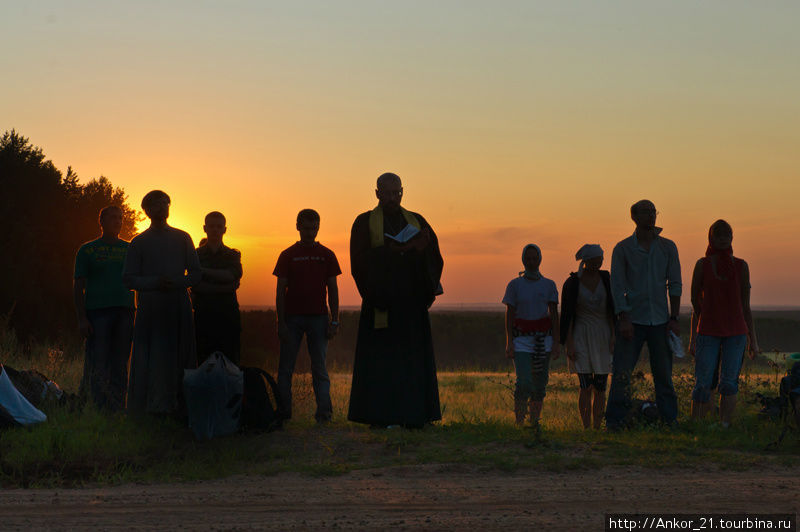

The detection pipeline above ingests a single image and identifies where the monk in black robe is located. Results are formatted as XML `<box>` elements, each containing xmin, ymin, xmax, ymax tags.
<box><xmin>347</xmin><ymin>173</ymin><xmax>444</xmax><ymax>427</ymax></box>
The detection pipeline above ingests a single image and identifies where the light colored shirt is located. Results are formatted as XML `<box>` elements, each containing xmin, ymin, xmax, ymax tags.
<box><xmin>610</xmin><ymin>228</ymin><xmax>681</xmax><ymax>326</ymax></box>
<box><xmin>502</xmin><ymin>276</ymin><xmax>559</xmax><ymax>352</ymax></box>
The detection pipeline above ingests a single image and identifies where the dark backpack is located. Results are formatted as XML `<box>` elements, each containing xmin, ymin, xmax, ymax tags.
<box><xmin>240</xmin><ymin>367</ymin><xmax>283</xmax><ymax>432</ymax></box>
<box><xmin>779</xmin><ymin>362</ymin><xmax>800</xmax><ymax>428</ymax></box>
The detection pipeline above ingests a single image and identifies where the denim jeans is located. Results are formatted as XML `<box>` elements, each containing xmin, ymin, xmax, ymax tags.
<box><xmin>605</xmin><ymin>322</ymin><xmax>677</xmax><ymax>427</ymax></box>
<box><xmin>83</xmin><ymin>307</ymin><xmax>134</xmax><ymax>411</ymax></box>
<box><xmin>692</xmin><ymin>334</ymin><xmax>747</xmax><ymax>402</ymax></box>
<box><xmin>513</xmin><ymin>351</ymin><xmax>551</xmax><ymax>402</ymax></box>
<box><xmin>278</xmin><ymin>314</ymin><xmax>332</xmax><ymax>421</ymax></box>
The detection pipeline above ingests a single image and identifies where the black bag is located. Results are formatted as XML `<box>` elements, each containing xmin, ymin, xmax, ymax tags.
<box><xmin>779</xmin><ymin>362</ymin><xmax>800</xmax><ymax>428</ymax></box>
<box><xmin>240</xmin><ymin>367</ymin><xmax>283</xmax><ymax>432</ymax></box>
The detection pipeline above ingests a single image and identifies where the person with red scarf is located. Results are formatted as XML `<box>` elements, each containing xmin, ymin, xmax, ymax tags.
<box><xmin>689</xmin><ymin>219</ymin><xmax>760</xmax><ymax>426</ymax></box>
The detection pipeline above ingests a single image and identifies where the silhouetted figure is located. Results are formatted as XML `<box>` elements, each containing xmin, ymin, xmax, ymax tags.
<box><xmin>503</xmin><ymin>244</ymin><xmax>561</xmax><ymax>426</ymax></box>
<box><xmin>606</xmin><ymin>200</ymin><xmax>681</xmax><ymax>430</ymax></box>
<box><xmin>73</xmin><ymin>205</ymin><xmax>135</xmax><ymax>411</ymax></box>
<box><xmin>560</xmin><ymin>244</ymin><xmax>615</xmax><ymax>429</ymax></box>
<box><xmin>689</xmin><ymin>220</ymin><xmax>760</xmax><ymax>427</ymax></box>
<box><xmin>348</xmin><ymin>173</ymin><xmax>444</xmax><ymax>428</ymax></box>
<box><xmin>273</xmin><ymin>209</ymin><xmax>341</xmax><ymax>423</ymax></box>
<box><xmin>192</xmin><ymin>212</ymin><xmax>242</xmax><ymax>365</ymax></box>
<box><xmin>123</xmin><ymin>190</ymin><xmax>201</xmax><ymax>415</ymax></box>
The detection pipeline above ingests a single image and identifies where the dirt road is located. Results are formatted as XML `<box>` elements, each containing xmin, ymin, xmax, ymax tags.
<box><xmin>1</xmin><ymin>465</ymin><xmax>797</xmax><ymax>530</ymax></box>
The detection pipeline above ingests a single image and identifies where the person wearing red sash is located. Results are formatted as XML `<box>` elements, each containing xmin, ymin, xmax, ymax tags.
<box><xmin>503</xmin><ymin>244</ymin><xmax>561</xmax><ymax>426</ymax></box>
<box><xmin>689</xmin><ymin>219</ymin><xmax>760</xmax><ymax>427</ymax></box>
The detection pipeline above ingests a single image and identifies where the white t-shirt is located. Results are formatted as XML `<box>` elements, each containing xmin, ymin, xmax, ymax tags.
<box><xmin>502</xmin><ymin>276</ymin><xmax>559</xmax><ymax>353</ymax></box>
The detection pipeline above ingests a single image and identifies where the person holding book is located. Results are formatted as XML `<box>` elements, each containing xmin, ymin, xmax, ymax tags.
<box><xmin>347</xmin><ymin>173</ymin><xmax>444</xmax><ymax>428</ymax></box>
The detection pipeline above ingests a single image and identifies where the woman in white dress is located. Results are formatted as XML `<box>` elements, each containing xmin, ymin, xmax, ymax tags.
<box><xmin>560</xmin><ymin>245</ymin><xmax>616</xmax><ymax>429</ymax></box>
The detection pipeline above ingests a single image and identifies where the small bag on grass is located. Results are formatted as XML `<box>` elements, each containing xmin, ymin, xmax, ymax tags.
<box><xmin>183</xmin><ymin>352</ymin><xmax>243</xmax><ymax>441</ymax></box>
<box><xmin>240</xmin><ymin>367</ymin><xmax>282</xmax><ymax>432</ymax></box>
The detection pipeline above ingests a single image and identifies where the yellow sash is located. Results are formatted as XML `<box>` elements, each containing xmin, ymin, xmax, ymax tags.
<box><xmin>368</xmin><ymin>205</ymin><xmax>421</xmax><ymax>329</ymax></box>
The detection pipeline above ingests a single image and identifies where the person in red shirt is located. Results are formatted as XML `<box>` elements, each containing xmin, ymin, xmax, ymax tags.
<box><xmin>273</xmin><ymin>209</ymin><xmax>341</xmax><ymax>423</ymax></box>
<box><xmin>689</xmin><ymin>219</ymin><xmax>760</xmax><ymax>427</ymax></box>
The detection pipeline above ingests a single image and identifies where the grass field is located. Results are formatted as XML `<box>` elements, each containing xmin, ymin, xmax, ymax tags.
<box><xmin>1</xmin><ymin>314</ymin><xmax>798</xmax><ymax>488</ymax></box>
<box><xmin>1</xmin><ymin>364</ymin><xmax>798</xmax><ymax>488</ymax></box>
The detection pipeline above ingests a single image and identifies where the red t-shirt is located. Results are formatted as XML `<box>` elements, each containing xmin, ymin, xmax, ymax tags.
<box><xmin>698</xmin><ymin>257</ymin><xmax>748</xmax><ymax>337</ymax></box>
<box><xmin>273</xmin><ymin>242</ymin><xmax>341</xmax><ymax>315</ymax></box>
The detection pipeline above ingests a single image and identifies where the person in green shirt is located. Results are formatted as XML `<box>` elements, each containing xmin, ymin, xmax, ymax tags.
<box><xmin>73</xmin><ymin>205</ymin><xmax>136</xmax><ymax>411</ymax></box>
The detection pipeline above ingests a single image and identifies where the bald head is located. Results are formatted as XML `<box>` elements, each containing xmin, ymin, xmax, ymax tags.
<box><xmin>375</xmin><ymin>172</ymin><xmax>403</xmax><ymax>213</ymax></box>
<box><xmin>377</xmin><ymin>172</ymin><xmax>402</xmax><ymax>189</ymax></box>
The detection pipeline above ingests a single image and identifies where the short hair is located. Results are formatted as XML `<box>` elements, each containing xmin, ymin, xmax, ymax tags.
<box><xmin>141</xmin><ymin>190</ymin><xmax>170</xmax><ymax>214</ymax></box>
<box><xmin>376</xmin><ymin>172</ymin><xmax>402</xmax><ymax>189</ymax></box>
<box><xmin>204</xmin><ymin>211</ymin><xmax>226</xmax><ymax>225</ymax></box>
<box><xmin>630</xmin><ymin>199</ymin><xmax>654</xmax><ymax>217</ymax></box>
<box><xmin>297</xmin><ymin>209</ymin><xmax>320</xmax><ymax>225</ymax></box>
<box><xmin>708</xmin><ymin>219</ymin><xmax>733</xmax><ymax>240</ymax></box>
<box><xmin>98</xmin><ymin>204</ymin><xmax>122</xmax><ymax>224</ymax></box>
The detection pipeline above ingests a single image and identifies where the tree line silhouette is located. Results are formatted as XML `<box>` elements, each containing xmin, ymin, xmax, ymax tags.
<box><xmin>0</xmin><ymin>130</ymin><xmax>139</xmax><ymax>341</ymax></box>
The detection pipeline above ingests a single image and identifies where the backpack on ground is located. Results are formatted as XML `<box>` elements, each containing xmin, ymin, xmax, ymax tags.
<box><xmin>0</xmin><ymin>364</ymin><xmax>47</xmax><ymax>428</ymax></box>
<box><xmin>240</xmin><ymin>367</ymin><xmax>282</xmax><ymax>432</ymax></box>
<box><xmin>2</xmin><ymin>365</ymin><xmax>66</xmax><ymax>409</ymax></box>
<box><xmin>779</xmin><ymin>361</ymin><xmax>800</xmax><ymax>429</ymax></box>
<box><xmin>183</xmin><ymin>352</ymin><xmax>243</xmax><ymax>441</ymax></box>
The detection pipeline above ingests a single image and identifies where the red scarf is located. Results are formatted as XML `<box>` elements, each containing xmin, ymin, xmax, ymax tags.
<box><xmin>705</xmin><ymin>245</ymin><xmax>734</xmax><ymax>279</ymax></box>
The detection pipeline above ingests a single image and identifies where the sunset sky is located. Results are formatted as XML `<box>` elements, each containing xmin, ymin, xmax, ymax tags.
<box><xmin>3</xmin><ymin>2</ymin><xmax>798</xmax><ymax>307</ymax></box>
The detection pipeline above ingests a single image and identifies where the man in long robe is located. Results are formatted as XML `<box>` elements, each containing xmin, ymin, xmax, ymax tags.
<box><xmin>347</xmin><ymin>173</ymin><xmax>444</xmax><ymax>428</ymax></box>
<box><xmin>123</xmin><ymin>190</ymin><xmax>201</xmax><ymax>415</ymax></box>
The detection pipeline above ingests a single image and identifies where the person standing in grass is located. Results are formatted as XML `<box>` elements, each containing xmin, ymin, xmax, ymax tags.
<box><xmin>274</xmin><ymin>209</ymin><xmax>341</xmax><ymax>424</ymax></box>
<box><xmin>560</xmin><ymin>244</ymin><xmax>615</xmax><ymax>429</ymax></box>
<box><xmin>606</xmin><ymin>200</ymin><xmax>681</xmax><ymax>430</ymax></box>
<box><xmin>73</xmin><ymin>205</ymin><xmax>135</xmax><ymax>411</ymax></box>
<box><xmin>123</xmin><ymin>190</ymin><xmax>201</xmax><ymax>415</ymax></box>
<box><xmin>503</xmin><ymin>244</ymin><xmax>560</xmax><ymax>426</ymax></box>
<box><xmin>688</xmin><ymin>219</ymin><xmax>759</xmax><ymax>427</ymax></box>
<box><xmin>348</xmin><ymin>173</ymin><xmax>444</xmax><ymax>428</ymax></box>
<box><xmin>192</xmin><ymin>211</ymin><xmax>243</xmax><ymax>365</ymax></box>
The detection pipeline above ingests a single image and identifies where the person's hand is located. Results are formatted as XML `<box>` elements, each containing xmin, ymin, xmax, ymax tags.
<box><xmin>566</xmin><ymin>341</ymin><xmax>576</xmax><ymax>362</ymax></box>
<box><xmin>157</xmin><ymin>276</ymin><xmax>175</xmax><ymax>291</ymax></box>
<box><xmin>409</xmin><ymin>227</ymin><xmax>431</xmax><ymax>251</ymax></box>
<box><xmin>277</xmin><ymin>321</ymin><xmax>290</xmax><ymax>343</ymax></box>
<box><xmin>505</xmin><ymin>341</ymin><xmax>514</xmax><ymax>359</ymax></box>
<box><xmin>668</xmin><ymin>318</ymin><xmax>680</xmax><ymax>337</ymax></box>
<box><xmin>78</xmin><ymin>316</ymin><xmax>93</xmax><ymax>338</ymax></box>
<box><xmin>326</xmin><ymin>321</ymin><xmax>339</xmax><ymax>339</ymax></box>
<box><xmin>748</xmin><ymin>340</ymin><xmax>760</xmax><ymax>360</ymax></box>
<box><xmin>618</xmin><ymin>315</ymin><xmax>634</xmax><ymax>340</ymax></box>
<box><xmin>551</xmin><ymin>343</ymin><xmax>560</xmax><ymax>360</ymax></box>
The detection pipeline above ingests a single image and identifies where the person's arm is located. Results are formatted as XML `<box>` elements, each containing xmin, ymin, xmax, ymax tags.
<box><xmin>610</xmin><ymin>244</ymin><xmax>633</xmax><ymax>340</ymax></box>
<box><xmin>122</xmin><ymin>239</ymin><xmax>162</xmax><ymax>291</ymax></box>
<box><xmin>201</xmin><ymin>267</ymin><xmax>237</xmax><ymax>283</ymax></box>
<box><xmin>193</xmin><ymin>281</ymin><xmax>239</xmax><ymax>293</ymax></box>
<box><xmin>667</xmin><ymin>241</ymin><xmax>682</xmax><ymax>335</ymax></box>
<box><xmin>689</xmin><ymin>259</ymin><xmax>704</xmax><ymax>356</ymax></box>
<box><xmin>549</xmin><ymin>301</ymin><xmax>561</xmax><ymax>359</ymax></box>
<box><xmin>504</xmin><ymin>304</ymin><xmax>515</xmax><ymax>359</ymax></box>
<box><xmin>182</xmin><ymin>234</ymin><xmax>202</xmax><ymax>288</ymax></box>
<box><xmin>276</xmin><ymin>277</ymin><xmax>289</xmax><ymax>341</ymax></box>
<box><xmin>740</xmin><ymin>261</ymin><xmax>759</xmax><ymax>358</ymax></box>
<box><xmin>326</xmin><ymin>276</ymin><xmax>339</xmax><ymax>339</ymax></box>
<box><xmin>73</xmin><ymin>277</ymin><xmax>92</xmax><ymax>337</ymax></box>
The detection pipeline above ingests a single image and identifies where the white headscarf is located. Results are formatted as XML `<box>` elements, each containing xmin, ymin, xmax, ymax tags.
<box><xmin>575</xmin><ymin>244</ymin><xmax>603</xmax><ymax>277</ymax></box>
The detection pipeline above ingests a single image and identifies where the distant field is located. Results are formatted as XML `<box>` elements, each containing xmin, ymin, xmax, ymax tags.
<box><xmin>239</xmin><ymin>309</ymin><xmax>800</xmax><ymax>373</ymax></box>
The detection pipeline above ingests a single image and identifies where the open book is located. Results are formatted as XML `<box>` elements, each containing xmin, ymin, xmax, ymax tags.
<box><xmin>384</xmin><ymin>224</ymin><xmax>419</xmax><ymax>243</ymax></box>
